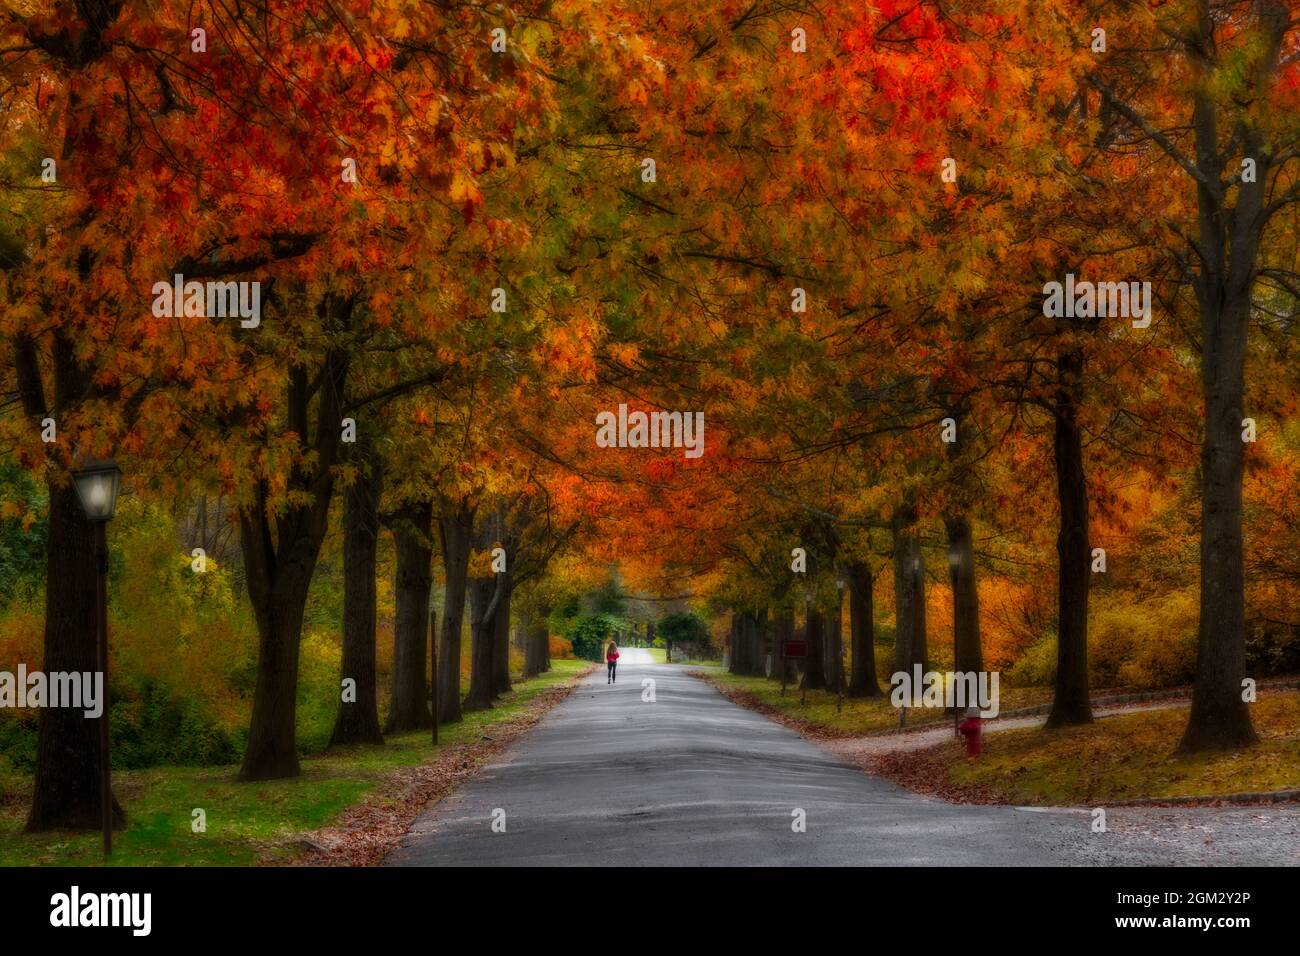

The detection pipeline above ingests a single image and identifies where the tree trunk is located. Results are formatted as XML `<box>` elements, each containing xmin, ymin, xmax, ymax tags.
<box><xmin>239</xmin><ymin>303</ymin><xmax>351</xmax><ymax>780</ymax></box>
<box><xmin>239</xmin><ymin>551</ymin><xmax>316</xmax><ymax>779</ymax></box>
<box><xmin>739</xmin><ymin>611</ymin><xmax>761</xmax><ymax>675</ymax></box>
<box><xmin>329</xmin><ymin>448</ymin><xmax>384</xmax><ymax>746</ymax></box>
<box><xmin>825</xmin><ymin>591</ymin><xmax>844</xmax><ymax>692</ymax></box>
<box><xmin>892</xmin><ymin>507</ymin><xmax>927</xmax><ymax>677</ymax></box>
<box><xmin>1178</xmin><ymin>78</ymin><xmax>1267</xmax><ymax>751</ymax></box>
<box><xmin>542</xmin><ymin>612</ymin><xmax>552</xmax><ymax>672</ymax></box>
<box><xmin>752</xmin><ymin>608</ymin><xmax>768</xmax><ymax>676</ymax></box>
<box><xmin>801</xmin><ymin>603</ymin><xmax>827</xmax><ymax>690</ymax></box>
<box><xmin>1181</xmin><ymin>288</ymin><xmax>1257</xmax><ymax>749</ymax></box>
<box><xmin>463</xmin><ymin>574</ymin><xmax>498</xmax><ymax>712</ymax></box>
<box><xmin>463</xmin><ymin>511</ymin><xmax>504</xmax><ymax>712</ymax></box>
<box><xmin>492</xmin><ymin>575</ymin><xmax>513</xmax><ymax>696</ymax></box>
<box><xmin>847</xmin><ymin>561</ymin><xmax>881</xmax><ymax>697</ymax></box>
<box><xmin>436</xmin><ymin>500</ymin><xmax>474</xmax><ymax>724</ymax></box>
<box><xmin>520</xmin><ymin>608</ymin><xmax>537</xmax><ymax>679</ymax></box>
<box><xmin>238</xmin><ymin>490</ymin><xmax>336</xmax><ymax>780</ymax></box>
<box><xmin>522</xmin><ymin>606</ymin><xmax>548</xmax><ymax>679</ymax></box>
<box><xmin>26</xmin><ymin>482</ymin><xmax>125</xmax><ymax>831</ymax></box>
<box><xmin>1046</xmin><ymin>349</ymin><xmax>1093</xmax><ymax>728</ymax></box>
<box><xmin>22</xmin><ymin>332</ymin><xmax>125</xmax><ymax>831</ymax></box>
<box><xmin>727</xmin><ymin>613</ymin><xmax>742</xmax><ymax>673</ymax></box>
<box><xmin>946</xmin><ymin>515</ymin><xmax>984</xmax><ymax>676</ymax></box>
<box><xmin>386</xmin><ymin>502</ymin><xmax>434</xmax><ymax>732</ymax></box>
<box><xmin>428</xmin><ymin>606</ymin><xmax>437</xmax><ymax>733</ymax></box>
<box><xmin>772</xmin><ymin>610</ymin><xmax>794</xmax><ymax>683</ymax></box>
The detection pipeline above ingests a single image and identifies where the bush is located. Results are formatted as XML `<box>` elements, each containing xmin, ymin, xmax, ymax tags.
<box><xmin>1005</xmin><ymin>590</ymin><xmax>1200</xmax><ymax>691</ymax></box>
<box><xmin>110</xmin><ymin>681</ymin><xmax>240</xmax><ymax>769</ymax></box>
<box><xmin>1005</xmin><ymin>631</ymin><xmax>1058</xmax><ymax>687</ymax></box>
<box><xmin>0</xmin><ymin>711</ymin><xmax>37</xmax><ymax>772</ymax></box>
<box><xmin>0</xmin><ymin>462</ymin><xmax>47</xmax><ymax>606</ymax></box>
<box><xmin>296</xmin><ymin>629</ymin><xmax>343</xmax><ymax>753</ymax></box>
<box><xmin>657</xmin><ymin>611</ymin><xmax>713</xmax><ymax>661</ymax></box>
<box><xmin>1246</xmin><ymin>622</ymin><xmax>1300</xmax><ymax>676</ymax></box>
<box><xmin>566</xmin><ymin>615</ymin><xmax>614</xmax><ymax>661</ymax></box>
<box><xmin>0</xmin><ymin>680</ymin><xmax>241</xmax><ymax>774</ymax></box>
<box><xmin>1091</xmin><ymin>589</ymin><xmax>1198</xmax><ymax>689</ymax></box>
<box><xmin>0</xmin><ymin>500</ymin><xmax>264</xmax><ymax>770</ymax></box>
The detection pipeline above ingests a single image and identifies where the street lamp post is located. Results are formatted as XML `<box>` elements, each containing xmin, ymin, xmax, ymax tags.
<box><xmin>72</xmin><ymin>459</ymin><xmax>121</xmax><ymax>858</ymax></box>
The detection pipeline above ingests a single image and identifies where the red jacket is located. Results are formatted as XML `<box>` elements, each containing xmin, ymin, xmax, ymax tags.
<box><xmin>606</xmin><ymin>648</ymin><xmax>620</xmax><ymax>662</ymax></box>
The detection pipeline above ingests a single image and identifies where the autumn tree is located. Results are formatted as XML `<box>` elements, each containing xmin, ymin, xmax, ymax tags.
<box><xmin>1074</xmin><ymin>0</ymin><xmax>1300</xmax><ymax>751</ymax></box>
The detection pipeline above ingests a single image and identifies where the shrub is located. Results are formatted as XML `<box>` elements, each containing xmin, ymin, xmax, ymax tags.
<box><xmin>566</xmin><ymin>615</ymin><xmax>613</xmax><ymax>661</ymax></box>
<box><xmin>110</xmin><ymin>681</ymin><xmax>240</xmax><ymax>769</ymax></box>
<box><xmin>1005</xmin><ymin>631</ymin><xmax>1058</xmax><ymax>687</ymax></box>
<box><xmin>1246</xmin><ymin>622</ymin><xmax>1300</xmax><ymax>676</ymax></box>
<box><xmin>1091</xmin><ymin>589</ymin><xmax>1198</xmax><ymax>689</ymax></box>
<box><xmin>1005</xmin><ymin>590</ymin><xmax>1200</xmax><ymax>690</ymax></box>
<box><xmin>0</xmin><ymin>462</ymin><xmax>47</xmax><ymax>606</ymax></box>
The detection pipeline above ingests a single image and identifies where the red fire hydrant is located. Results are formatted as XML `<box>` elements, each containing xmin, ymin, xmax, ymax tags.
<box><xmin>957</xmin><ymin>707</ymin><xmax>982</xmax><ymax>758</ymax></box>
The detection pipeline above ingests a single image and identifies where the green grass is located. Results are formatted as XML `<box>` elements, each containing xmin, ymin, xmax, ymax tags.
<box><xmin>0</xmin><ymin>660</ymin><xmax>588</xmax><ymax>866</ymax></box>
<box><xmin>696</xmin><ymin>670</ymin><xmax>1054</xmax><ymax>736</ymax></box>
<box><xmin>941</xmin><ymin>690</ymin><xmax>1300</xmax><ymax>805</ymax></box>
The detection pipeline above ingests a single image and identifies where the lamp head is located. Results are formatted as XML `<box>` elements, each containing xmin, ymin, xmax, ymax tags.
<box><xmin>72</xmin><ymin>459</ymin><xmax>121</xmax><ymax>523</ymax></box>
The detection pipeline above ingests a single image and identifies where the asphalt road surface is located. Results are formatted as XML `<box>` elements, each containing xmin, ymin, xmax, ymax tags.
<box><xmin>384</xmin><ymin>649</ymin><xmax>1125</xmax><ymax>866</ymax></box>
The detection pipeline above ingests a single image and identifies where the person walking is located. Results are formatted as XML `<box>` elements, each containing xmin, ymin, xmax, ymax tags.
<box><xmin>606</xmin><ymin>640</ymin><xmax>620</xmax><ymax>684</ymax></box>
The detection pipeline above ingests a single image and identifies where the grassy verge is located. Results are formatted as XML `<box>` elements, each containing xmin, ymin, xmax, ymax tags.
<box><xmin>868</xmin><ymin>691</ymin><xmax>1300</xmax><ymax>805</ymax></box>
<box><xmin>0</xmin><ymin>660</ymin><xmax>591</xmax><ymax>866</ymax></box>
<box><xmin>701</xmin><ymin>668</ymin><xmax>1300</xmax><ymax>804</ymax></box>
<box><xmin>694</xmin><ymin>670</ymin><xmax>1052</xmax><ymax>737</ymax></box>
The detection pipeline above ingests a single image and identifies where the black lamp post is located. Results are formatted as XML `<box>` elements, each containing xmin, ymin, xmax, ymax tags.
<box><xmin>72</xmin><ymin>458</ymin><xmax>120</xmax><ymax>858</ymax></box>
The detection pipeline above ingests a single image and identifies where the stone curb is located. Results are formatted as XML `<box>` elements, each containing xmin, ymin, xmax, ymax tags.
<box><xmin>1108</xmin><ymin>789</ymin><xmax>1300</xmax><ymax>808</ymax></box>
<box><xmin>871</xmin><ymin>678</ymin><xmax>1300</xmax><ymax>737</ymax></box>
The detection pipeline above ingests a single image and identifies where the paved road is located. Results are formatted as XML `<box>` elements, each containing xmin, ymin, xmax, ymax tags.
<box><xmin>385</xmin><ymin>650</ymin><xmax>1105</xmax><ymax>866</ymax></box>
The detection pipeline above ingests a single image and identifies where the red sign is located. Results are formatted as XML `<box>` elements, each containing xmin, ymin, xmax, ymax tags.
<box><xmin>782</xmin><ymin>640</ymin><xmax>808</xmax><ymax>659</ymax></box>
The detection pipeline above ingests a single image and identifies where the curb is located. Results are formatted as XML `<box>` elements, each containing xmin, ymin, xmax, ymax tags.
<box><xmin>1108</xmin><ymin>789</ymin><xmax>1300</xmax><ymax>808</ymax></box>
<box><xmin>870</xmin><ymin>678</ymin><xmax>1300</xmax><ymax>737</ymax></box>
